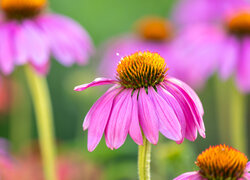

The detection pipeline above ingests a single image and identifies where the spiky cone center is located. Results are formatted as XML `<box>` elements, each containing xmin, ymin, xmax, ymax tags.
<box><xmin>116</xmin><ymin>51</ymin><xmax>167</xmax><ymax>89</ymax></box>
<box><xmin>196</xmin><ymin>145</ymin><xmax>248</xmax><ymax>180</ymax></box>
<box><xmin>136</xmin><ymin>16</ymin><xmax>173</xmax><ymax>41</ymax></box>
<box><xmin>1</xmin><ymin>0</ymin><xmax>46</xmax><ymax>20</ymax></box>
<box><xmin>226</xmin><ymin>11</ymin><xmax>250</xmax><ymax>36</ymax></box>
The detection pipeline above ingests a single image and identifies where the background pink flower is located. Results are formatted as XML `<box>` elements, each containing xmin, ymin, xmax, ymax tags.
<box><xmin>0</xmin><ymin>0</ymin><xmax>94</xmax><ymax>75</ymax></box>
<box><xmin>169</xmin><ymin>0</ymin><xmax>250</xmax><ymax>91</ymax></box>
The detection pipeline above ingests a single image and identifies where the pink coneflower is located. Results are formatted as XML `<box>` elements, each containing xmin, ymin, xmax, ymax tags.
<box><xmin>75</xmin><ymin>51</ymin><xmax>205</xmax><ymax>152</ymax></box>
<box><xmin>98</xmin><ymin>16</ymin><xmax>174</xmax><ymax>78</ymax></box>
<box><xmin>170</xmin><ymin>0</ymin><xmax>250</xmax><ymax>92</ymax></box>
<box><xmin>0</xmin><ymin>0</ymin><xmax>94</xmax><ymax>75</ymax></box>
<box><xmin>174</xmin><ymin>144</ymin><xmax>250</xmax><ymax>180</ymax></box>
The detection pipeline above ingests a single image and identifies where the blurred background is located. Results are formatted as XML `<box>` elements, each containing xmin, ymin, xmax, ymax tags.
<box><xmin>0</xmin><ymin>0</ymin><xmax>249</xmax><ymax>179</ymax></box>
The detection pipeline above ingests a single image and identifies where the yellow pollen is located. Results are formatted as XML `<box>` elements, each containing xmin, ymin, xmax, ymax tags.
<box><xmin>116</xmin><ymin>51</ymin><xmax>167</xmax><ymax>89</ymax></box>
<box><xmin>196</xmin><ymin>144</ymin><xmax>248</xmax><ymax>180</ymax></box>
<box><xmin>226</xmin><ymin>11</ymin><xmax>250</xmax><ymax>36</ymax></box>
<box><xmin>136</xmin><ymin>16</ymin><xmax>173</xmax><ymax>41</ymax></box>
<box><xmin>1</xmin><ymin>0</ymin><xmax>46</xmax><ymax>20</ymax></box>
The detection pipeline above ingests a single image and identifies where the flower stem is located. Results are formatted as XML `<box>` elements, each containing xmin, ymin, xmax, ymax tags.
<box><xmin>214</xmin><ymin>76</ymin><xmax>230</xmax><ymax>145</ymax></box>
<box><xmin>138</xmin><ymin>136</ymin><xmax>151</xmax><ymax>180</ymax></box>
<box><xmin>230</xmin><ymin>84</ymin><xmax>246</xmax><ymax>153</ymax></box>
<box><xmin>24</xmin><ymin>65</ymin><xmax>57</xmax><ymax>180</ymax></box>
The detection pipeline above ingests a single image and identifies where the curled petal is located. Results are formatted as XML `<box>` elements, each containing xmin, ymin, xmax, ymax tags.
<box><xmin>162</xmin><ymin>82</ymin><xmax>199</xmax><ymax>141</ymax></box>
<box><xmin>148</xmin><ymin>86</ymin><xmax>182</xmax><ymax>141</ymax></box>
<box><xmin>166</xmin><ymin>78</ymin><xmax>205</xmax><ymax>138</ymax></box>
<box><xmin>74</xmin><ymin>77</ymin><xmax>118</xmax><ymax>91</ymax></box>
<box><xmin>157</xmin><ymin>85</ymin><xmax>186</xmax><ymax>143</ymax></box>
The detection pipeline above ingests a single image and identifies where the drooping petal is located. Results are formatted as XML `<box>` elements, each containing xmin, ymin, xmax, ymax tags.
<box><xmin>162</xmin><ymin>82</ymin><xmax>198</xmax><ymax>141</ymax></box>
<box><xmin>83</xmin><ymin>85</ymin><xmax>119</xmax><ymax>131</ymax></box>
<box><xmin>236</xmin><ymin>38</ymin><xmax>250</xmax><ymax>92</ymax></box>
<box><xmin>166</xmin><ymin>78</ymin><xmax>205</xmax><ymax>137</ymax></box>
<box><xmin>148</xmin><ymin>86</ymin><xmax>182</xmax><ymax>141</ymax></box>
<box><xmin>105</xmin><ymin>89</ymin><xmax>133</xmax><ymax>149</ymax></box>
<box><xmin>157</xmin><ymin>84</ymin><xmax>186</xmax><ymax>143</ymax></box>
<box><xmin>129</xmin><ymin>89</ymin><xmax>143</xmax><ymax>145</ymax></box>
<box><xmin>219</xmin><ymin>36</ymin><xmax>239</xmax><ymax>80</ymax></box>
<box><xmin>138</xmin><ymin>88</ymin><xmax>159</xmax><ymax>144</ymax></box>
<box><xmin>36</xmin><ymin>14</ymin><xmax>94</xmax><ymax>66</ymax></box>
<box><xmin>167</xmin><ymin>77</ymin><xmax>204</xmax><ymax>116</ymax></box>
<box><xmin>174</xmin><ymin>171</ymin><xmax>202</xmax><ymax>180</ymax></box>
<box><xmin>74</xmin><ymin>78</ymin><xmax>118</xmax><ymax>91</ymax></box>
<box><xmin>15</xmin><ymin>20</ymin><xmax>50</xmax><ymax>67</ymax></box>
<box><xmin>87</xmin><ymin>87</ymin><xmax>121</xmax><ymax>152</ymax></box>
<box><xmin>0</xmin><ymin>22</ymin><xmax>15</xmax><ymax>75</ymax></box>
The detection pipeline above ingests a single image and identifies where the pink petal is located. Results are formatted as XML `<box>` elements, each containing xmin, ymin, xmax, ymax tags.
<box><xmin>87</xmin><ymin>87</ymin><xmax>121</xmax><ymax>152</ymax></box>
<box><xmin>0</xmin><ymin>23</ymin><xmax>15</xmax><ymax>75</ymax></box>
<box><xmin>129</xmin><ymin>89</ymin><xmax>143</xmax><ymax>145</ymax></box>
<box><xmin>36</xmin><ymin>14</ymin><xmax>94</xmax><ymax>66</ymax></box>
<box><xmin>74</xmin><ymin>77</ymin><xmax>118</xmax><ymax>91</ymax></box>
<box><xmin>174</xmin><ymin>171</ymin><xmax>202</xmax><ymax>180</ymax></box>
<box><xmin>138</xmin><ymin>88</ymin><xmax>159</xmax><ymax>145</ymax></box>
<box><xmin>105</xmin><ymin>89</ymin><xmax>133</xmax><ymax>149</ymax></box>
<box><xmin>236</xmin><ymin>38</ymin><xmax>250</xmax><ymax>92</ymax></box>
<box><xmin>246</xmin><ymin>161</ymin><xmax>250</xmax><ymax>171</ymax></box>
<box><xmin>157</xmin><ymin>84</ymin><xmax>186</xmax><ymax>143</ymax></box>
<box><xmin>219</xmin><ymin>36</ymin><xmax>239</xmax><ymax>80</ymax></box>
<box><xmin>162</xmin><ymin>82</ymin><xmax>198</xmax><ymax>141</ymax></box>
<box><xmin>83</xmin><ymin>85</ymin><xmax>119</xmax><ymax>131</ymax></box>
<box><xmin>15</xmin><ymin>20</ymin><xmax>50</xmax><ymax>67</ymax></box>
<box><xmin>172</xmin><ymin>0</ymin><xmax>219</xmax><ymax>25</ymax></box>
<box><xmin>148</xmin><ymin>86</ymin><xmax>182</xmax><ymax>141</ymax></box>
<box><xmin>167</xmin><ymin>77</ymin><xmax>204</xmax><ymax>116</ymax></box>
<box><xmin>166</xmin><ymin>78</ymin><xmax>205</xmax><ymax>137</ymax></box>
<box><xmin>168</xmin><ymin>25</ymin><xmax>224</xmax><ymax>88</ymax></box>
<box><xmin>31</xmin><ymin>61</ymin><xmax>50</xmax><ymax>75</ymax></box>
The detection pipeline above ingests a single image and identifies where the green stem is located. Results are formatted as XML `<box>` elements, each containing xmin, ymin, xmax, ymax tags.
<box><xmin>9</xmin><ymin>87</ymin><xmax>32</xmax><ymax>152</ymax></box>
<box><xmin>214</xmin><ymin>76</ymin><xmax>230</xmax><ymax>145</ymax></box>
<box><xmin>138</xmin><ymin>136</ymin><xmax>151</xmax><ymax>180</ymax></box>
<box><xmin>230</xmin><ymin>84</ymin><xmax>246</xmax><ymax>153</ymax></box>
<box><xmin>24</xmin><ymin>65</ymin><xmax>57</xmax><ymax>180</ymax></box>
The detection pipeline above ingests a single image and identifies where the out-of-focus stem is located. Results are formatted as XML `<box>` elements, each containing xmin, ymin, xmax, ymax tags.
<box><xmin>230</xmin><ymin>84</ymin><xmax>246</xmax><ymax>153</ymax></box>
<box><xmin>24</xmin><ymin>65</ymin><xmax>57</xmax><ymax>180</ymax></box>
<box><xmin>214</xmin><ymin>76</ymin><xmax>230</xmax><ymax>145</ymax></box>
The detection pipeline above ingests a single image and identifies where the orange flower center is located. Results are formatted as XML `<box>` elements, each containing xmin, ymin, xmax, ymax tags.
<box><xmin>116</xmin><ymin>51</ymin><xmax>167</xmax><ymax>89</ymax></box>
<box><xmin>136</xmin><ymin>17</ymin><xmax>173</xmax><ymax>41</ymax></box>
<box><xmin>226</xmin><ymin>11</ymin><xmax>250</xmax><ymax>36</ymax></box>
<box><xmin>196</xmin><ymin>145</ymin><xmax>248</xmax><ymax>180</ymax></box>
<box><xmin>1</xmin><ymin>0</ymin><xmax>46</xmax><ymax>20</ymax></box>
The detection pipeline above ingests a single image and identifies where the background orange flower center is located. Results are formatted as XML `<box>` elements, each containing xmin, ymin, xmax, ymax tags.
<box><xmin>135</xmin><ymin>16</ymin><xmax>173</xmax><ymax>41</ymax></box>
<box><xmin>226</xmin><ymin>11</ymin><xmax>250</xmax><ymax>36</ymax></box>
<box><xmin>196</xmin><ymin>145</ymin><xmax>248</xmax><ymax>180</ymax></box>
<box><xmin>1</xmin><ymin>0</ymin><xmax>46</xmax><ymax>20</ymax></box>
